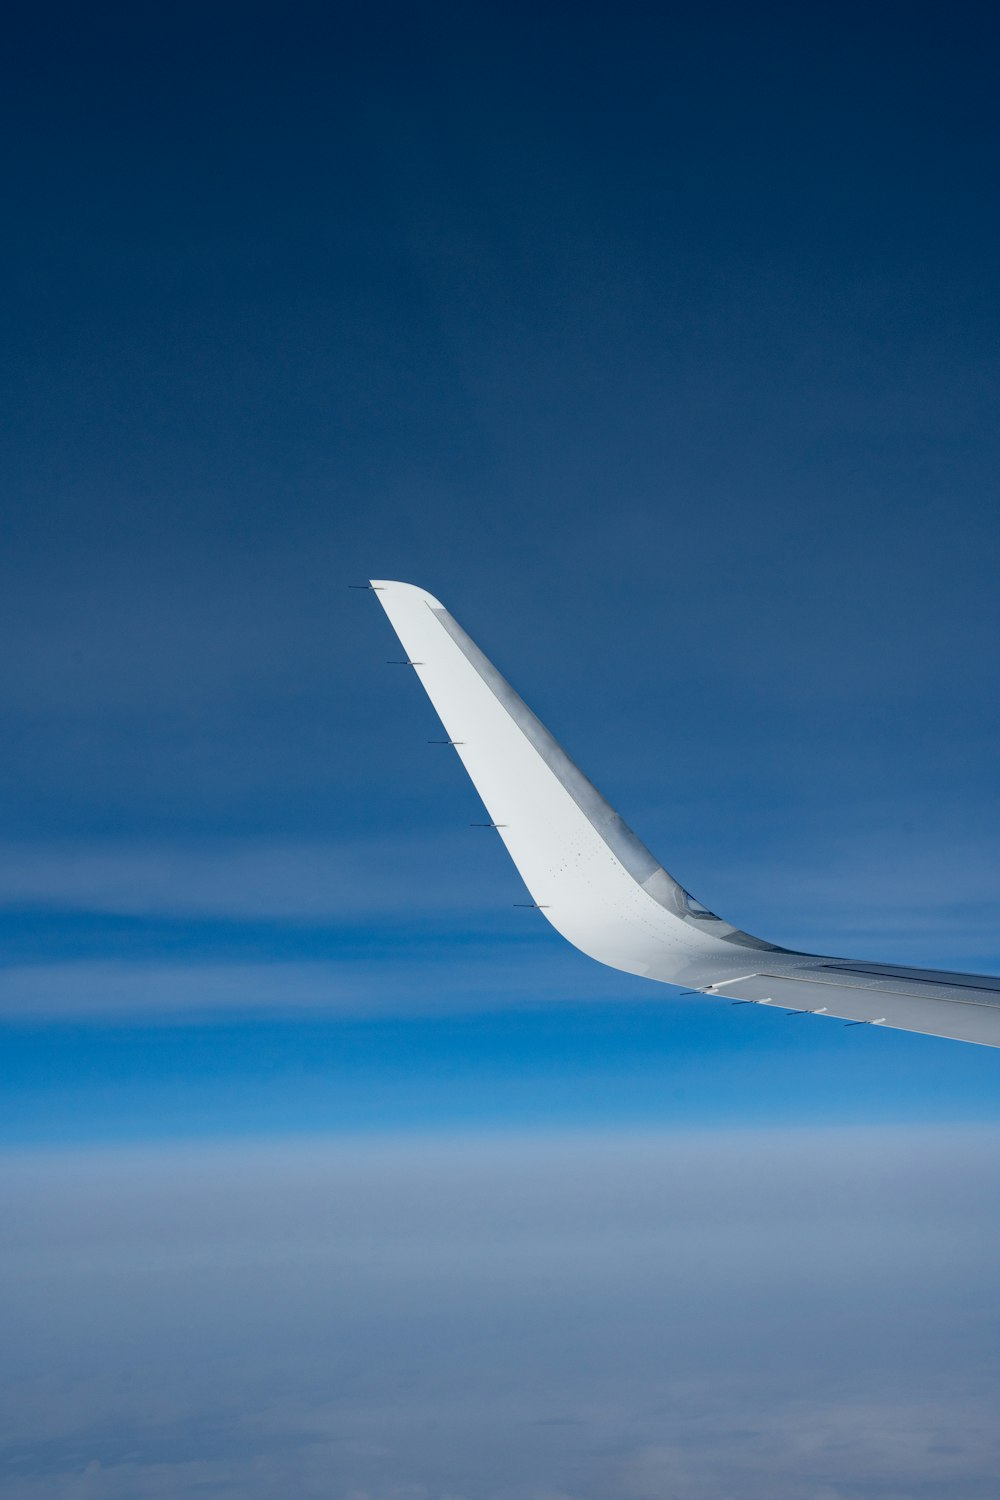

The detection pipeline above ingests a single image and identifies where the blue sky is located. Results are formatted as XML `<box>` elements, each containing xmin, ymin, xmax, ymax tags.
<box><xmin>2</xmin><ymin>3</ymin><xmax>999</xmax><ymax>1495</ymax></box>
<box><xmin>1</xmin><ymin>0</ymin><xmax>998</xmax><ymax>1138</ymax></box>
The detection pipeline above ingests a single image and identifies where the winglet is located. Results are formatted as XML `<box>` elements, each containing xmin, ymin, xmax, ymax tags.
<box><xmin>371</xmin><ymin>580</ymin><xmax>774</xmax><ymax>989</ymax></box>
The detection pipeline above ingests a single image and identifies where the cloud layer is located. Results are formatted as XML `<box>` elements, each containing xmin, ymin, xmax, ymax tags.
<box><xmin>3</xmin><ymin>1127</ymin><xmax>999</xmax><ymax>1499</ymax></box>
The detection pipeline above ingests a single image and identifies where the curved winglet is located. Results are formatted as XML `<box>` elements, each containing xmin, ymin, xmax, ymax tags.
<box><xmin>372</xmin><ymin>580</ymin><xmax>773</xmax><ymax>990</ymax></box>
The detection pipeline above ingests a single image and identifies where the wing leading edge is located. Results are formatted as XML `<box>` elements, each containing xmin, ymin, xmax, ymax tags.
<box><xmin>372</xmin><ymin>580</ymin><xmax>1000</xmax><ymax>1048</ymax></box>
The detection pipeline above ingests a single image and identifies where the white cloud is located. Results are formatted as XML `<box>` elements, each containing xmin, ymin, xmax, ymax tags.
<box><xmin>1</xmin><ymin>1129</ymin><xmax>999</xmax><ymax>1500</ymax></box>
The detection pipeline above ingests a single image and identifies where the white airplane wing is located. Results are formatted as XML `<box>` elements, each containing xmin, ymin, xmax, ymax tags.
<box><xmin>372</xmin><ymin>579</ymin><xmax>1000</xmax><ymax>1048</ymax></box>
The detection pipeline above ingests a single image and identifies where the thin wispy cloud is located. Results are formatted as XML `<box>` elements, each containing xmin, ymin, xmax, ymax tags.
<box><xmin>0</xmin><ymin>949</ymin><xmax>628</xmax><ymax>1020</ymax></box>
<box><xmin>0</xmin><ymin>835</ymin><xmax>503</xmax><ymax>920</ymax></box>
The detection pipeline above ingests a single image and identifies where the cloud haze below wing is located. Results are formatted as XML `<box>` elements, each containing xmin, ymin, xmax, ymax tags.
<box><xmin>2</xmin><ymin>1127</ymin><xmax>999</xmax><ymax>1500</ymax></box>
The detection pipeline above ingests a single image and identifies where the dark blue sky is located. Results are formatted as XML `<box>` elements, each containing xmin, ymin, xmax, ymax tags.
<box><xmin>2</xmin><ymin>0</ymin><xmax>999</xmax><ymax>1140</ymax></box>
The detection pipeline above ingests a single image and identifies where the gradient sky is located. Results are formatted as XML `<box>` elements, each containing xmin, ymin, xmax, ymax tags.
<box><xmin>2</xmin><ymin>3</ymin><xmax>999</xmax><ymax>1496</ymax></box>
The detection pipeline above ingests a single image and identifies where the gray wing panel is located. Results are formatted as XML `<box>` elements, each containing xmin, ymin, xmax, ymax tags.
<box><xmin>710</xmin><ymin>960</ymin><xmax>1000</xmax><ymax>1047</ymax></box>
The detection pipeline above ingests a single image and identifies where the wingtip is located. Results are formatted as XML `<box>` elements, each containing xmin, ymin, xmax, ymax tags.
<box><xmin>369</xmin><ymin>580</ymin><xmax>446</xmax><ymax>610</ymax></box>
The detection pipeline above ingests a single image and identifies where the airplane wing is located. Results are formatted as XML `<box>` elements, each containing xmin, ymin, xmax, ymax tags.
<box><xmin>372</xmin><ymin>579</ymin><xmax>1000</xmax><ymax>1048</ymax></box>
